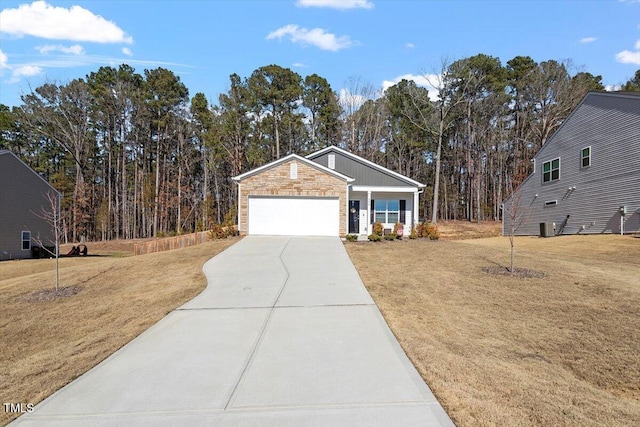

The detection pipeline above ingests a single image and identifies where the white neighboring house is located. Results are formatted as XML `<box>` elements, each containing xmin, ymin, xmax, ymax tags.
<box><xmin>232</xmin><ymin>146</ymin><xmax>426</xmax><ymax>236</ymax></box>
<box><xmin>0</xmin><ymin>150</ymin><xmax>61</xmax><ymax>260</ymax></box>
<box><xmin>502</xmin><ymin>92</ymin><xmax>640</xmax><ymax>236</ymax></box>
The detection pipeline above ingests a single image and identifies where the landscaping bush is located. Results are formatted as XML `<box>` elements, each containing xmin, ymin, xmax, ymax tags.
<box><xmin>384</xmin><ymin>233</ymin><xmax>397</xmax><ymax>241</ymax></box>
<box><xmin>425</xmin><ymin>223</ymin><xmax>440</xmax><ymax>240</ymax></box>
<box><xmin>345</xmin><ymin>234</ymin><xmax>358</xmax><ymax>242</ymax></box>
<box><xmin>368</xmin><ymin>233</ymin><xmax>381</xmax><ymax>242</ymax></box>
<box><xmin>409</xmin><ymin>226</ymin><xmax>418</xmax><ymax>239</ymax></box>
<box><xmin>209</xmin><ymin>224</ymin><xmax>232</xmax><ymax>240</ymax></box>
<box><xmin>414</xmin><ymin>222</ymin><xmax>440</xmax><ymax>240</ymax></box>
<box><xmin>372</xmin><ymin>221</ymin><xmax>383</xmax><ymax>236</ymax></box>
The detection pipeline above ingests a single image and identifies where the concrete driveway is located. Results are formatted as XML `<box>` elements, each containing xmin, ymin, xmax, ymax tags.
<box><xmin>11</xmin><ymin>237</ymin><xmax>453</xmax><ymax>427</ymax></box>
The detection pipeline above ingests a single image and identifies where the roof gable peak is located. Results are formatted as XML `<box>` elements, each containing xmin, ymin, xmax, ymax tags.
<box><xmin>307</xmin><ymin>145</ymin><xmax>425</xmax><ymax>188</ymax></box>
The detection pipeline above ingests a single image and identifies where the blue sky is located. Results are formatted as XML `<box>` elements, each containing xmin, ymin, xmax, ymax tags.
<box><xmin>1</xmin><ymin>0</ymin><xmax>639</xmax><ymax>108</ymax></box>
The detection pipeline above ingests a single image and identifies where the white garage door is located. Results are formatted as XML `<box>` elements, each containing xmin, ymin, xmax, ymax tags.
<box><xmin>248</xmin><ymin>197</ymin><xmax>340</xmax><ymax>236</ymax></box>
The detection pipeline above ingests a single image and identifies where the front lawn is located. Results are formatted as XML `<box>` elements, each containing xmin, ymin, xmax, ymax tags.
<box><xmin>345</xmin><ymin>234</ymin><xmax>640</xmax><ymax>426</ymax></box>
<box><xmin>0</xmin><ymin>238</ymin><xmax>238</xmax><ymax>426</ymax></box>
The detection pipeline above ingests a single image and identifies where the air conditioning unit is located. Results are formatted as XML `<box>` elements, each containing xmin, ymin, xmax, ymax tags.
<box><xmin>539</xmin><ymin>222</ymin><xmax>554</xmax><ymax>238</ymax></box>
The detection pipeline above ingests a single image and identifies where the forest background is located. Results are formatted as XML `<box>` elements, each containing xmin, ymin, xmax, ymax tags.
<box><xmin>1</xmin><ymin>55</ymin><xmax>639</xmax><ymax>243</ymax></box>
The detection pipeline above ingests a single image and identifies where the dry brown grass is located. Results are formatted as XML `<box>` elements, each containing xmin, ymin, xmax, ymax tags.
<box><xmin>345</xmin><ymin>234</ymin><xmax>640</xmax><ymax>427</ymax></box>
<box><xmin>436</xmin><ymin>220</ymin><xmax>503</xmax><ymax>240</ymax></box>
<box><xmin>0</xmin><ymin>237</ymin><xmax>238</xmax><ymax>426</ymax></box>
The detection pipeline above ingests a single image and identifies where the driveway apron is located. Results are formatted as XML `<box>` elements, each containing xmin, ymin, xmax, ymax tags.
<box><xmin>11</xmin><ymin>236</ymin><xmax>453</xmax><ymax>427</ymax></box>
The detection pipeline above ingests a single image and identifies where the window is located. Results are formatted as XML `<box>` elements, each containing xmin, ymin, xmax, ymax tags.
<box><xmin>21</xmin><ymin>231</ymin><xmax>31</xmax><ymax>251</ymax></box>
<box><xmin>581</xmin><ymin>146</ymin><xmax>591</xmax><ymax>168</ymax></box>
<box><xmin>374</xmin><ymin>200</ymin><xmax>400</xmax><ymax>224</ymax></box>
<box><xmin>328</xmin><ymin>154</ymin><xmax>335</xmax><ymax>170</ymax></box>
<box><xmin>542</xmin><ymin>158</ymin><xmax>560</xmax><ymax>183</ymax></box>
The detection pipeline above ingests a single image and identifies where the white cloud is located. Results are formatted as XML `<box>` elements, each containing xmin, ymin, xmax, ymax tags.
<box><xmin>615</xmin><ymin>39</ymin><xmax>640</xmax><ymax>65</ymax></box>
<box><xmin>9</xmin><ymin>65</ymin><xmax>44</xmax><ymax>83</ymax></box>
<box><xmin>579</xmin><ymin>37</ymin><xmax>596</xmax><ymax>44</ymax></box>
<box><xmin>267</xmin><ymin>24</ymin><xmax>353</xmax><ymax>51</ymax></box>
<box><xmin>0</xmin><ymin>49</ymin><xmax>9</xmax><ymax>75</ymax></box>
<box><xmin>616</xmin><ymin>50</ymin><xmax>640</xmax><ymax>65</ymax></box>
<box><xmin>338</xmin><ymin>87</ymin><xmax>367</xmax><ymax>109</ymax></box>
<box><xmin>36</xmin><ymin>44</ymin><xmax>85</xmax><ymax>55</ymax></box>
<box><xmin>0</xmin><ymin>1</ymin><xmax>133</xmax><ymax>44</ymax></box>
<box><xmin>296</xmin><ymin>0</ymin><xmax>374</xmax><ymax>10</ymax></box>
<box><xmin>122</xmin><ymin>47</ymin><xmax>133</xmax><ymax>57</ymax></box>
<box><xmin>292</xmin><ymin>62</ymin><xmax>307</xmax><ymax>67</ymax></box>
<box><xmin>382</xmin><ymin>73</ymin><xmax>441</xmax><ymax>100</ymax></box>
<box><xmin>406</xmin><ymin>43</ymin><xmax>415</xmax><ymax>48</ymax></box>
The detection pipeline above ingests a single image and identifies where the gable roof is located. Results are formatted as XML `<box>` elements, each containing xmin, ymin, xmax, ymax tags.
<box><xmin>535</xmin><ymin>92</ymin><xmax>638</xmax><ymax>161</ymax></box>
<box><xmin>306</xmin><ymin>145</ymin><xmax>426</xmax><ymax>188</ymax></box>
<box><xmin>0</xmin><ymin>150</ymin><xmax>60</xmax><ymax>195</ymax></box>
<box><xmin>232</xmin><ymin>153</ymin><xmax>354</xmax><ymax>182</ymax></box>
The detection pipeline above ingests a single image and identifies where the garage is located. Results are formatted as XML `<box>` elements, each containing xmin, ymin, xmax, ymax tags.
<box><xmin>248</xmin><ymin>197</ymin><xmax>340</xmax><ymax>236</ymax></box>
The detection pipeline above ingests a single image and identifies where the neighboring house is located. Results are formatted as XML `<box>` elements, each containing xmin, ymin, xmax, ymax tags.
<box><xmin>0</xmin><ymin>150</ymin><xmax>60</xmax><ymax>260</ymax></box>
<box><xmin>232</xmin><ymin>145</ymin><xmax>425</xmax><ymax>236</ymax></box>
<box><xmin>502</xmin><ymin>92</ymin><xmax>640</xmax><ymax>236</ymax></box>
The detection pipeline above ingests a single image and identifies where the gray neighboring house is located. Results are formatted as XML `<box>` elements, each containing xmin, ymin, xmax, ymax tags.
<box><xmin>502</xmin><ymin>92</ymin><xmax>640</xmax><ymax>236</ymax></box>
<box><xmin>0</xmin><ymin>150</ymin><xmax>60</xmax><ymax>260</ymax></box>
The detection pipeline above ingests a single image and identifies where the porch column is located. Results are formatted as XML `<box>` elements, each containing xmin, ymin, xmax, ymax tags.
<box><xmin>413</xmin><ymin>190</ymin><xmax>419</xmax><ymax>227</ymax></box>
<box><xmin>367</xmin><ymin>190</ymin><xmax>372</xmax><ymax>234</ymax></box>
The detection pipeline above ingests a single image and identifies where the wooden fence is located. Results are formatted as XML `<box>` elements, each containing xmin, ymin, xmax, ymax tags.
<box><xmin>134</xmin><ymin>231</ymin><xmax>211</xmax><ymax>256</ymax></box>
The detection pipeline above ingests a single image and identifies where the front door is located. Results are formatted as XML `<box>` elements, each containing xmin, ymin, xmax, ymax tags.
<box><xmin>348</xmin><ymin>200</ymin><xmax>360</xmax><ymax>233</ymax></box>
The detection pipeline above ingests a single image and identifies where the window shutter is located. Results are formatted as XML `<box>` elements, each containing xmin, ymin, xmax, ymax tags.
<box><xmin>370</xmin><ymin>200</ymin><xmax>375</xmax><ymax>224</ymax></box>
<box><xmin>399</xmin><ymin>200</ymin><xmax>406</xmax><ymax>223</ymax></box>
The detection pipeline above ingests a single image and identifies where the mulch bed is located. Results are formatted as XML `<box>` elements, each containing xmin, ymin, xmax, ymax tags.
<box><xmin>24</xmin><ymin>286</ymin><xmax>83</xmax><ymax>302</ymax></box>
<box><xmin>482</xmin><ymin>266</ymin><xmax>546</xmax><ymax>279</ymax></box>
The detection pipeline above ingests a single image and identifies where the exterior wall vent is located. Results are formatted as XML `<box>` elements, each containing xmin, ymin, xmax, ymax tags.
<box><xmin>290</xmin><ymin>162</ymin><xmax>297</xmax><ymax>179</ymax></box>
<box><xmin>328</xmin><ymin>154</ymin><xmax>335</xmax><ymax>170</ymax></box>
<box><xmin>544</xmin><ymin>200</ymin><xmax>558</xmax><ymax>207</ymax></box>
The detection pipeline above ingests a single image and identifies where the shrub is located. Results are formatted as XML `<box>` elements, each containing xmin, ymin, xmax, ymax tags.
<box><xmin>345</xmin><ymin>234</ymin><xmax>358</xmax><ymax>242</ymax></box>
<box><xmin>372</xmin><ymin>221</ymin><xmax>383</xmax><ymax>236</ymax></box>
<box><xmin>414</xmin><ymin>222</ymin><xmax>439</xmax><ymax>239</ymax></box>
<box><xmin>409</xmin><ymin>226</ymin><xmax>418</xmax><ymax>239</ymax></box>
<box><xmin>384</xmin><ymin>233</ymin><xmax>397</xmax><ymax>241</ymax></box>
<box><xmin>425</xmin><ymin>223</ymin><xmax>440</xmax><ymax>240</ymax></box>
<box><xmin>209</xmin><ymin>224</ymin><xmax>228</xmax><ymax>240</ymax></box>
<box><xmin>368</xmin><ymin>233</ymin><xmax>381</xmax><ymax>242</ymax></box>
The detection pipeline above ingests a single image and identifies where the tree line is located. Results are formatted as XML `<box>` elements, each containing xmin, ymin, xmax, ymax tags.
<box><xmin>1</xmin><ymin>56</ymin><xmax>638</xmax><ymax>242</ymax></box>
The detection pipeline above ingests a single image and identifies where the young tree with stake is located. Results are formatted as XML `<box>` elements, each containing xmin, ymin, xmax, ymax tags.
<box><xmin>31</xmin><ymin>191</ymin><xmax>62</xmax><ymax>291</ymax></box>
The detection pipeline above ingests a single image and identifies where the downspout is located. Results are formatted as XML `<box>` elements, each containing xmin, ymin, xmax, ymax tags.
<box><xmin>413</xmin><ymin>190</ymin><xmax>420</xmax><ymax>228</ymax></box>
<box><xmin>367</xmin><ymin>191</ymin><xmax>372</xmax><ymax>235</ymax></box>
<box><xmin>346</xmin><ymin>184</ymin><xmax>350</xmax><ymax>236</ymax></box>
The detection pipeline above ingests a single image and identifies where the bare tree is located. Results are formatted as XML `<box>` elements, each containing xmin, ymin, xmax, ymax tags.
<box><xmin>403</xmin><ymin>59</ymin><xmax>467</xmax><ymax>224</ymax></box>
<box><xmin>503</xmin><ymin>189</ymin><xmax>531</xmax><ymax>275</ymax></box>
<box><xmin>31</xmin><ymin>191</ymin><xmax>62</xmax><ymax>291</ymax></box>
